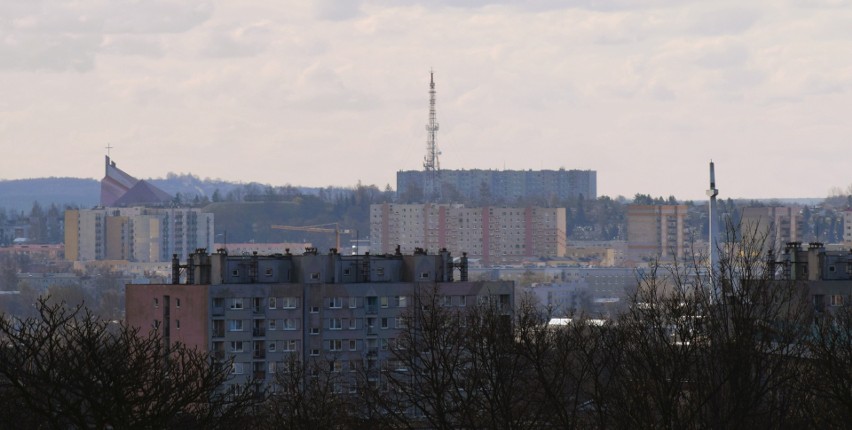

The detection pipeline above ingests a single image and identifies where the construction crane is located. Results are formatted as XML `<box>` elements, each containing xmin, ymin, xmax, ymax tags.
<box><xmin>270</xmin><ymin>223</ymin><xmax>351</xmax><ymax>251</ymax></box>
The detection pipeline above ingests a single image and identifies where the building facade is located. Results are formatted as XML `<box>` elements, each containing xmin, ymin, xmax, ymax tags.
<box><xmin>397</xmin><ymin>168</ymin><xmax>597</xmax><ymax>203</ymax></box>
<box><xmin>64</xmin><ymin>207</ymin><xmax>214</xmax><ymax>263</ymax></box>
<box><xmin>370</xmin><ymin>203</ymin><xmax>566</xmax><ymax>265</ymax></box>
<box><xmin>772</xmin><ymin>242</ymin><xmax>852</xmax><ymax>315</ymax></box>
<box><xmin>626</xmin><ymin>204</ymin><xmax>688</xmax><ymax>261</ymax></box>
<box><xmin>126</xmin><ymin>249</ymin><xmax>514</xmax><ymax>394</ymax></box>
<box><xmin>741</xmin><ymin>206</ymin><xmax>803</xmax><ymax>254</ymax></box>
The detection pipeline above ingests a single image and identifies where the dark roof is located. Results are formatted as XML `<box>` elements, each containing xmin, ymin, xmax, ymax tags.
<box><xmin>113</xmin><ymin>180</ymin><xmax>173</xmax><ymax>206</ymax></box>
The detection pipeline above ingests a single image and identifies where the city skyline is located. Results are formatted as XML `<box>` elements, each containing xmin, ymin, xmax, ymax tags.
<box><xmin>2</xmin><ymin>1</ymin><xmax>851</xmax><ymax>201</ymax></box>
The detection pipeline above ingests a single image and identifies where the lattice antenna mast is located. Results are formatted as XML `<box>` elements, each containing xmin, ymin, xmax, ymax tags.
<box><xmin>423</xmin><ymin>70</ymin><xmax>441</xmax><ymax>201</ymax></box>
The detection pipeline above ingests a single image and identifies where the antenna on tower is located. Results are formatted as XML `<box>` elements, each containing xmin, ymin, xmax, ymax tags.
<box><xmin>423</xmin><ymin>69</ymin><xmax>441</xmax><ymax>202</ymax></box>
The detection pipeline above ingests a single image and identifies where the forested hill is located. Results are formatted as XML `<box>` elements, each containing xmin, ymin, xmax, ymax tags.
<box><xmin>0</xmin><ymin>178</ymin><xmax>99</xmax><ymax>211</ymax></box>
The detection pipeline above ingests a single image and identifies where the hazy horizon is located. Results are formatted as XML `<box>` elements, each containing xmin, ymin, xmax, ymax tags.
<box><xmin>2</xmin><ymin>1</ymin><xmax>851</xmax><ymax>201</ymax></box>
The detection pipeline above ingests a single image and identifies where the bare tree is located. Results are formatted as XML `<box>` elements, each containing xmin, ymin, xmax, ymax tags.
<box><xmin>258</xmin><ymin>354</ymin><xmax>357</xmax><ymax>429</ymax></box>
<box><xmin>0</xmin><ymin>298</ymin><xmax>257</xmax><ymax>429</ymax></box>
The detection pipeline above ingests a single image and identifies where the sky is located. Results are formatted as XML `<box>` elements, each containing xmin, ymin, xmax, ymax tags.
<box><xmin>1</xmin><ymin>0</ymin><xmax>851</xmax><ymax>201</ymax></box>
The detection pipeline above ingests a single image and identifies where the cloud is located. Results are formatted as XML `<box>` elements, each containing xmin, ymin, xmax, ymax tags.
<box><xmin>689</xmin><ymin>8</ymin><xmax>761</xmax><ymax>36</ymax></box>
<box><xmin>0</xmin><ymin>0</ymin><xmax>213</xmax><ymax>71</ymax></box>
<box><xmin>314</xmin><ymin>0</ymin><xmax>364</xmax><ymax>21</ymax></box>
<box><xmin>201</xmin><ymin>22</ymin><xmax>273</xmax><ymax>58</ymax></box>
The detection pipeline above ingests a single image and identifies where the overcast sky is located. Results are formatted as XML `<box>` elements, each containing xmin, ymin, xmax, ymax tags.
<box><xmin>1</xmin><ymin>0</ymin><xmax>850</xmax><ymax>201</ymax></box>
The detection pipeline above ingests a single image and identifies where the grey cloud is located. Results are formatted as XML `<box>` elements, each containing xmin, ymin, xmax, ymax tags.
<box><xmin>373</xmin><ymin>0</ymin><xmax>701</xmax><ymax>12</ymax></box>
<box><xmin>101</xmin><ymin>1</ymin><xmax>214</xmax><ymax>34</ymax></box>
<box><xmin>0</xmin><ymin>0</ymin><xmax>213</xmax><ymax>70</ymax></box>
<box><xmin>314</xmin><ymin>0</ymin><xmax>363</xmax><ymax>21</ymax></box>
<box><xmin>0</xmin><ymin>32</ymin><xmax>99</xmax><ymax>71</ymax></box>
<box><xmin>694</xmin><ymin>44</ymin><xmax>750</xmax><ymax>69</ymax></box>
<box><xmin>202</xmin><ymin>23</ymin><xmax>272</xmax><ymax>58</ymax></box>
<box><xmin>100</xmin><ymin>36</ymin><xmax>164</xmax><ymax>58</ymax></box>
<box><xmin>690</xmin><ymin>8</ymin><xmax>761</xmax><ymax>36</ymax></box>
<box><xmin>1</xmin><ymin>1</ymin><xmax>213</xmax><ymax>35</ymax></box>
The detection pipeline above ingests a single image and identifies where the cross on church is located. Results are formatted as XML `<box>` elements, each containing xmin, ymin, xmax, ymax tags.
<box><xmin>105</xmin><ymin>144</ymin><xmax>113</xmax><ymax>157</ymax></box>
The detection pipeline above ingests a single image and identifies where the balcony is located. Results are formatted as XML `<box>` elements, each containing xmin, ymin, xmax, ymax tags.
<box><xmin>212</xmin><ymin>306</ymin><xmax>225</xmax><ymax>316</ymax></box>
<box><xmin>253</xmin><ymin>350</ymin><xmax>266</xmax><ymax>359</ymax></box>
<box><xmin>253</xmin><ymin>371</ymin><xmax>266</xmax><ymax>380</ymax></box>
<box><xmin>252</xmin><ymin>327</ymin><xmax>266</xmax><ymax>337</ymax></box>
<box><xmin>365</xmin><ymin>305</ymin><xmax>378</xmax><ymax>315</ymax></box>
<box><xmin>212</xmin><ymin>328</ymin><xmax>225</xmax><ymax>338</ymax></box>
<box><xmin>213</xmin><ymin>350</ymin><xmax>226</xmax><ymax>360</ymax></box>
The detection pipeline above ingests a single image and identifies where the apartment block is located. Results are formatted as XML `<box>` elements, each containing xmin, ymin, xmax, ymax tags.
<box><xmin>64</xmin><ymin>207</ymin><xmax>214</xmax><ymax>263</ymax></box>
<box><xmin>626</xmin><ymin>204</ymin><xmax>688</xmax><ymax>261</ymax></box>
<box><xmin>370</xmin><ymin>204</ymin><xmax>567</xmax><ymax>265</ymax></box>
<box><xmin>741</xmin><ymin>206</ymin><xmax>802</xmax><ymax>253</ymax></box>
<box><xmin>772</xmin><ymin>242</ymin><xmax>852</xmax><ymax>315</ymax></box>
<box><xmin>397</xmin><ymin>168</ymin><xmax>597</xmax><ymax>202</ymax></box>
<box><xmin>126</xmin><ymin>249</ymin><xmax>514</xmax><ymax>394</ymax></box>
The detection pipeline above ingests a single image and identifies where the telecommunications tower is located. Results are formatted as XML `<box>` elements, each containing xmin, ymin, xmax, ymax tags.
<box><xmin>423</xmin><ymin>70</ymin><xmax>441</xmax><ymax>202</ymax></box>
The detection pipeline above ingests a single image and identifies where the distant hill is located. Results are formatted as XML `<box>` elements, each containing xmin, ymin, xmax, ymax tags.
<box><xmin>0</xmin><ymin>178</ymin><xmax>99</xmax><ymax>211</ymax></box>
<box><xmin>0</xmin><ymin>174</ymin><xmax>332</xmax><ymax>212</ymax></box>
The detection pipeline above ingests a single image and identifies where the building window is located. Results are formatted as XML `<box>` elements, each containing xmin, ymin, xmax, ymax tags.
<box><xmin>268</xmin><ymin>319</ymin><xmax>277</xmax><ymax>331</ymax></box>
<box><xmin>420</xmin><ymin>272</ymin><xmax>430</xmax><ymax>279</ymax></box>
<box><xmin>284</xmin><ymin>340</ymin><xmax>297</xmax><ymax>352</ymax></box>
<box><xmin>228</xmin><ymin>320</ymin><xmax>244</xmax><ymax>332</ymax></box>
<box><xmin>310</xmin><ymin>349</ymin><xmax>320</xmax><ymax>356</ymax></box>
<box><xmin>330</xmin><ymin>318</ymin><xmax>343</xmax><ymax>330</ymax></box>
<box><xmin>310</xmin><ymin>306</ymin><xmax>319</xmax><ymax>313</ymax></box>
<box><xmin>329</xmin><ymin>297</ymin><xmax>343</xmax><ymax>309</ymax></box>
<box><xmin>310</xmin><ymin>327</ymin><xmax>320</xmax><ymax>335</ymax></box>
<box><xmin>282</xmin><ymin>297</ymin><xmax>298</xmax><ymax>309</ymax></box>
<box><xmin>265</xmin><ymin>268</ymin><xmax>273</xmax><ymax>277</ymax></box>
<box><xmin>377</xmin><ymin>267</ymin><xmax>385</xmax><ymax>276</ymax></box>
<box><xmin>381</xmin><ymin>318</ymin><xmax>389</xmax><ymax>329</ymax></box>
<box><xmin>831</xmin><ymin>295</ymin><xmax>844</xmax><ymax>306</ymax></box>
<box><xmin>175</xmin><ymin>320</ymin><xmax>181</xmax><ymax>330</ymax></box>
<box><xmin>176</xmin><ymin>298</ymin><xmax>181</xmax><ymax>308</ymax></box>
<box><xmin>230</xmin><ymin>298</ymin><xmax>244</xmax><ymax>310</ymax></box>
<box><xmin>343</xmin><ymin>268</ymin><xmax>351</xmax><ymax>276</ymax></box>
<box><xmin>398</xmin><ymin>296</ymin><xmax>407</xmax><ymax>308</ymax></box>
<box><xmin>284</xmin><ymin>319</ymin><xmax>298</xmax><ymax>330</ymax></box>
<box><xmin>349</xmin><ymin>297</ymin><xmax>357</xmax><ymax>308</ymax></box>
<box><xmin>310</xmin><ymin>272</ymin><xmax>320</xmax><ymax>280</ymax></box>
<box><xmin>349</xmin><ymin>339</ymin><xmax>357</xmax><ymax>351</ymax></box>
<box><xmin>349</xmin><ymin>318</ymin><xmax>357</xmax><ymax>330</ymax></box>
<box><xmin>268</xmin><ymin>342</ymin><xmax>276</xmax><ymax>352</ymax></box>
<box><xmin>232</xmin><ymin>269</ymin><xmax>240</xmax><ymax>277</ymax></box>
<box><xmin>397</xmin><ymin>317</ymin><xmax>407</xmax><ymax>329</ymax></box>
<box><xmin>230</xmin><ymin>341</ymin><xmax>244</xmax><ymax>352</ymax></box>
<box><xmin>268</xmin><ymin>297</ymin><xmax>277</xmax><ymax>309</ymax></box>
<box><xmin>232</xmin><ymin>363</ymin><xmax>244</xmax><ymax>375</ymax></box>
<box><xmin>380</xmin><ymin>296</ymin><xmax>389</xmax><ymax>308</ymax></box>
<box><xmin>153</xmin><ymin>298</ymin><xmax>159</xmax><ymax>308</ymax></box>
<box><xmin>329</xmin><ymin>340</ymin><xmax>343</xmax><ymax>351</ymax></box>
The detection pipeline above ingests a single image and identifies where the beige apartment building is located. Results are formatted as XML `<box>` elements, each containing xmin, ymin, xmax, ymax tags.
<box><xmin>741</xmin><ymin>206</ymin><xmax>802</xmax><ymax>253</ymax></box>
<box><xmin>370</xmin><ymin>204</ymin><xmax>566</xmax><ymax>265</ymax></box>
<box><xmin>627</xmin><ymin>204</ymin><xmax>688</xmax><ymax>261</ymax></box>
<box><xmin>65</xmin><ymin>207</ymin><xmax>214</xmax><ymax>263</ymax></box>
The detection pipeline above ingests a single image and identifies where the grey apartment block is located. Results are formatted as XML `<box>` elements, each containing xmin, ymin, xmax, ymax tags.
<box><xmin>397</xmin><ymin>168</ymin><xmax>597</xmax><ymax>202</ymax></box>
<box><xmin>175</xmin><ymin>248</ymin><xmax>514</xmax><ymax>393</ymax></box>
